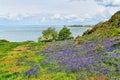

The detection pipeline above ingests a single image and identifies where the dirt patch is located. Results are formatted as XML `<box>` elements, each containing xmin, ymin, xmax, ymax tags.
<box><xmin>6</xmin><ymin>66</ymin><xmax>24</xmax><ymax>72</ymax></box>
<box><xmin>13</xmin><ymin>45</ymin><xmax>28</xmax><ymax>51</ymax></box>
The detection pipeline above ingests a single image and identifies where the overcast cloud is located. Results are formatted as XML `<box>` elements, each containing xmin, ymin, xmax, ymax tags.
<box><xmin>0</xmin><ymin>0</ymin><xmax>120</xmax><ymax>25</ymax></box>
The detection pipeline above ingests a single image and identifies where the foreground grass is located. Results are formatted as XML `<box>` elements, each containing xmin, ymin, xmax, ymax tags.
<box><xmin>0</xmin><ymin>41</ymin><xmax>74</xmax><ymax>80</ymax></box>
<box><xmin>0</xmin><ymin>41</ymin><xmax>44</xmax><ymax>79</ymax></box>
<box><xmin>0</xmin><ymin>38</ymin><xmax>120</xmax><ymax>80</ymax></box>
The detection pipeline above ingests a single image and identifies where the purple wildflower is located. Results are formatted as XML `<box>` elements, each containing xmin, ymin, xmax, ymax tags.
<box><xmin>117</xmin><ymin>65</ymin><xmax>120</xmax><ymax>71</ymax></box>
<box><xmin>110</xmin><ymin>53</ymin><xmax>120</xmax><ymax>57</ymax></box>
<box><xmin>24</xmin><ymin>65</ymin><xmax>39</xmax><ymax>75</ymax></box>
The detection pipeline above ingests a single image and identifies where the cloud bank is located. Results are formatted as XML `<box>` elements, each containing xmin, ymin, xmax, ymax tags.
<box><xmin>0</xmin><ymin>0</ymin><xmax>120</xmax><ymax>25</ymax></box>
<box><xmin>95</xmin><ymin>0</ymin><xmax>120</xmax><ymax>7</ymax></box>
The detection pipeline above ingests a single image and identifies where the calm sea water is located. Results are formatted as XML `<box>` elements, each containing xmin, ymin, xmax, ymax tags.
<box><xmin>0</xmin><ymin>25</ymin><xmax>91</xmax><ymax>42</ymax></box>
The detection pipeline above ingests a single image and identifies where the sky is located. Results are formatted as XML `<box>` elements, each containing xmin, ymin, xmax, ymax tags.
<box><xmin>0</xmin><ymin>0</ymin><xmax>120</xmax><ymax>25</ymax></box>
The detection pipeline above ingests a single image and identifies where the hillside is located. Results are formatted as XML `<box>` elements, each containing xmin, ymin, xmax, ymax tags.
<box><xmin>82</xmin><ymin>11</ymin><xmax>120</xmax><ymax>40</ymax></box>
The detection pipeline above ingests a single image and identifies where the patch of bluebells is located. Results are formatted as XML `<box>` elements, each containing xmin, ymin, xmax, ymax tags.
<box><xmin>102</xmin><ymin>38</ymin><xmax>115</xmax><ymax>48</ymax></box>
<box><xmin>110</xmin><ymin>53</ymin><xmax>120</xmax><ymax>57</ymax></box>
<box><xmin>117</xmin><ymin>65</ymin><xmax>120</xmax><ymax>71</ymax></box>
<box><xmin>24</xmin><ymin>65</ymin><xmax>39</xmax><ymax>75</ymax></box>
<box><xmin>38</xmin><ymin>36</ymin><xmax>120</xmax><ymax>78</ymax></box>
<box><xmin>98</xmin><ymin>37</ymin><xmax>120</xmax><ymax>54</ymax></box>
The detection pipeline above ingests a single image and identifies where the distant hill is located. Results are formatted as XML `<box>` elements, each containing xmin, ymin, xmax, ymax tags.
<box><xmin>68</xmin><ymin>25</ymin><xmax>92</xmax><ymax>27</ymax></box>
<box><xmin>82</xmin><ymin>11</ymin><xmax>120</xmax><ymax>39</ymax></box>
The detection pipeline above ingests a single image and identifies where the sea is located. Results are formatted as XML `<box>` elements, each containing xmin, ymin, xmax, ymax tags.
<box><xmin>0</xmin><ymin>25</ymin><xmax>91</xmax><ymax>42</ymax></box>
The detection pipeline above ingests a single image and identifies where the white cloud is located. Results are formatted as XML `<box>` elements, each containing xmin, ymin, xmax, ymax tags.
<box><xmin>51</xmin><ymin>14</ymin><xmax>87</xmax><ymax>22</ymax></box>
<box><xmin>112</xmin><ymin>0</ymin><xmax>120</xmax><ymax>5</ymax></box>
<box><xmin>68</xmin><ymin>0</ymin><xmax>87</xmax><ymax>2</ymax></box>
<box><xmin>0</xmin><ymin>0</ymin><xmax>120</xmax><ymax>25</ymax></box>
<box><xmin>95</xmin><ymin>0</ymin><xmax>120</xmax><ymax>7</ymax></box>
<box><xmin>52</xmin><ymin>14</ymin><xmax>63</xmax><ymax>20</ymax></box>
<box><xmin>64</xmin><ymin>14</ymin><xmax>77</xmax><ymax>19</ymax></box>
<box><xmin>0</xmin><ymin>0</ymin><xmax>105</xmax><ymax>17</ymax></box>
<box><xmin>41</xmin><ymin>17</ymin><xmax>47</xmax><ymax>22</ymax></box>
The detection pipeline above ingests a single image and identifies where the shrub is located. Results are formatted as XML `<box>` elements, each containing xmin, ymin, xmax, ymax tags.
<box><xmin>0</xmin><ymin>39</ymin><xmax>10</xmax><ymax>43</ymax></box>
<box><xmin>58</xmin><ymin>26</ymin><xmax>73</xmax><ymax>40</ymax></box>
<box><xmin>38</xmin><ymin>27</ymin><xmax>58</xmax><ymax>42</ymax></box>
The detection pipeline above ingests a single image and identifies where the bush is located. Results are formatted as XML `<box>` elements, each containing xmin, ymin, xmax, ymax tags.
<box><xmin>58</xmin><ymin>26</ymin><xmax>73</xmax><ymax>40</ymax></box>
<box><xmin>38</xmin><ymin>27</ymin><xmax>58</xmax><ymax>42</ymax></box>
<box><xmin>0</xmin><ymin>39</ymin><xmax>10</xmax><ymax>43</ymax></box>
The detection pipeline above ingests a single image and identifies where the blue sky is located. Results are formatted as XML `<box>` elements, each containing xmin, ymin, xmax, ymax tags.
<box><xmin>0</xmin><ymin>0</ymin><xmax>120</xmax><ymax>25</ymax></box>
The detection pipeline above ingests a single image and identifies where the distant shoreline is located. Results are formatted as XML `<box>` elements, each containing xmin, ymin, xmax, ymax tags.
<box><xmin>67</xmin><ymin>25</ymin><xmax>93</xmax><ymax>28</ymax></box>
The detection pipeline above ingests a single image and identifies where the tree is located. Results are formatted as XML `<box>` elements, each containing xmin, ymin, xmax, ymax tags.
<box><xmin>58</xmin><ymin>26</ymin><xmax>73</xmax><ymax>40</ymax></box>
<box><xmin>38</xmin><ymin>27</ymin><xmax>58</xmax><ymax>42</ymax></box>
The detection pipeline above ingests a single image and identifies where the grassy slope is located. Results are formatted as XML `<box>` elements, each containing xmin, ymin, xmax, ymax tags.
<box><xmin>1</xmin><ymin>41</ymin><xmax>119</xmax><ymax>80</ymax></box>
<box><xmin>0</xmin><ymin>41</ymin><xmax>46</xmax><ymax>80</ymax></box>
<box><xmin>82</xmin><ymin>11</ymin><xmax>120</xmax><ymax>40</ymax></box>
<box><xmin>0</xmin><ymin>41</ymin><xmax>73</xmax><ymax>80</ymax></box>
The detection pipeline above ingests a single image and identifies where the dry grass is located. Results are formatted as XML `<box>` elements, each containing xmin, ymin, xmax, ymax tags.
<box><xmin>89</xmin><ymin>75</ymin><xmax>107</xmax><ymax>80</ymax></box>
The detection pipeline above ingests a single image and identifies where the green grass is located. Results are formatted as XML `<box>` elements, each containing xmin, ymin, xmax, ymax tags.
<box><xmin>0</xmin><ymin>38</ymin><xmax>120</xmax><ymax>80</ymax></box>
<box><xmin>0</xmin><ymin>41</ymin><xmax>78</xmax><ymax>80</ymax></box>
<box><xmin>0</xmin><ymin>41</ymin><xmax>47</xmax><ymax>79</ymax></box>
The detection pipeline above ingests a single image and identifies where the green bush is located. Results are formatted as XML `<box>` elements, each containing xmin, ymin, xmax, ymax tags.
<box><xmin>0</xmin><ymin>39</ymin><xmax>10</xmax><ymax>43</ymax></box>
<box><xmin>38</xmin><ymin>27</ymin><xmax>58</xmax><ymax>42</ymax></box>
<box><xmin>58</xmin><ymin>26</ymin><xmax>73</xmax><ymax>40</ymax></box>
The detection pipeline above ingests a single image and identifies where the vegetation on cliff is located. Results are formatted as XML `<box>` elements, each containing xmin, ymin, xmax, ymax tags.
<box><xmin>82</xmin><ymin>11</ymin><xmax>120</xmax><ymax>39</ymax></box>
